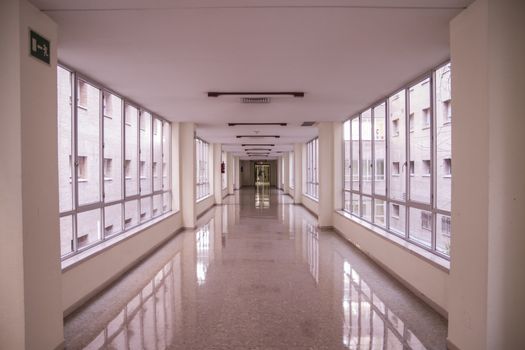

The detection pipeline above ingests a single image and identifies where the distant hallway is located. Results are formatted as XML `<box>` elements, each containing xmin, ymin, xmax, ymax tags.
<box><xmin>65</xmin><ymin>187</ymin><xmax>447</xmax><ymax>350</ymax></box>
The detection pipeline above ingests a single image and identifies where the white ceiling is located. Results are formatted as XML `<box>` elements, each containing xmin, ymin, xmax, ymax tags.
<box><xmin>32</xmin><ymin>0</ymin><xmax>472</xmax><ymax>160</ymax></box>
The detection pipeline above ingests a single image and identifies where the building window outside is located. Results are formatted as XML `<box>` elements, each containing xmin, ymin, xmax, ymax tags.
<box><xmin>342</xmin><ymin>62</ymin><xmax>452</xmax><ymax>258</ymax></box>
<box><xmin>305</xmin><ymin>138</ymin><xmax>319</xmax><ymax>199</ymax></box>
<box><xmin>57</xmin><ymin>65</ymin><xmax>173</xmax><ymax>260</ymax></box>
<box><xmin>196</xmin><ymin>138</ymin><xmax>210</xmax><ymax>200</ymax></box>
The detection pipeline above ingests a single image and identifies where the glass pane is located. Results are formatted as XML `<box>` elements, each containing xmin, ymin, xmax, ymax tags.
<box><xmin>60</xmin><ymin>215</ymin><xmax>73</xmax><ymax>256</ymax></box>
<box><xmin>362</xmin><ymin>196</ymin><xmax>372</xmax><ymax>221</ymax></box>
<box><xmin>57</xmin><ymin>67</ymin><xmax>73</xmax><ymax>212</ymax></box>
<box><xmin>153</xmin><ymin>118</ymin><xmax>163</xmax><ymax>192</ymax></box>
<box><xmin>125</xmin><ymin>104</ymin><xmax>139</xmax><ymax>197</ymax></box>
<box><xmin>77</xmin><ymin>80</ymin><xmax>101</xmax><ymax>206</ymax></box>
<box><xmin>373</xmin><ymin>103</ymin><xmax>386</xmax><ymax>196</ymax></box>
<box><xmin>104</xmin><ymin>203</ymin><xmax>122</xmax><ymax>237</ymax></box>
<box><xmin>361</xmin><ymin>110</ymin><xmax>372</xmax><ymax>195</ymax></box>
<box><xmin>344</xmin><ymin>191</ymin><xmax>351</xmax><ymax>212</ymax></box>
<box><xmin>153</xmin><ymin>194</ymin><xmax>162</xmax><ymax>218</ymax></box>
<box><xmin>388</xmin><ymin>90</ymin><xmax>406</xmax><ymax>202</ymax></box>
<box><xmin>389</xmin><ymin>203</ymin><xmax>406</xmax><ymax>236</ymax></box>
<box><xmin>140</xmin><ymin>111</ymin><xmax>152</xmax><ymax>195</ymax></box>
<box><xmin>437</xmin><ymin>214</ymin><xmax>451</xmax><ymax>256</ymax></box>
<box><xmin>140</xmin><ymin>196</ymin><xmax>152</xmax><ymax>223</ymax></box>
<box><xmin>374</xmin><ymin>199</ymin><xmax>386</xmax><ymax>228</ymax></box>
<box><xmin>408</xmin><ymin>78</ymin><xmax>431</xmax><ymax>204</ymax></box>
<box><xmin>409</xmin><ymin>208</ymin><xmax>432</xmax><ymax>247</ymax></box>
<box><xmin>343</xmin><ymin>120</ymin><xmax>351</xmax><ymax>191</ymax></box>
<box><xmin>351</xmin><ymin>118</ymin><xmax>360</xmax><ymax>191</ymax></box>
<box><xmin>436</xmin><ymin>63</ymin><xmax>452</xmax><ymax>211</ymax></box>
<box><xmin>124</xmin><ymin>199</ymin><xmax>139</xmax><ymax>229</ymax></box>
<box><xmin>163</xmin><ymin>192</ymin><xmax>172</xmax><ymax>213</ymax></box>
<box><xmin>77</xmin><ymin>209</ymin><xmax>101</xmax><ymax>249</ymax></box>
<box><xmin>351</xmin><ymin>193</ymin><xmax>360</xmax><ymax>216</ymax></box>
<box><xmin>103</xmin><ymin>92</ymin><xmax>123</xmax><ymax>202</ymax></box>
<box><xmin>162</xmin><ymin>121</ymin><xmax>171</xmax><ymax>191</ymax></box>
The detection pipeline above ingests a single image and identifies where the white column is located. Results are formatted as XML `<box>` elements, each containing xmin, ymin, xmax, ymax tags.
<box><xmin>277</xmin><ymin>156</ymin><xmax>282</xmax><ymax>189</ymax></box>
<box><xmin>227</xmin><ymin>153</ymin><xmax>234</xmax><ymax>194</ymax></box>
<box><xmin>449</xmin><ymin>0</ymin><xmax>525</xmax><ymax>349</ymax></box>
<box><xmin>233</xmin><ymin>156</ymin><xmax>240</xmax><ymax>190</ymax></box>
<box><xmin>0</xmin><ymin>1</ymin><xmax>63</xmax><ymax>348</ymax></box>
<box><xmin>317</xmin><ymin>122</ymin><xmax>334</xmax><ymax>227</ymax></box>
<box><xmin>332</xmin><ymin>122</ymin><xmax>343</xmax><ymax>211</ymax></box>
<box><xmin>213</xmin><ymin>143</ymin><xmax>222</xmax><ymax>205</ymax></box>
<box><xmin>180</xmin><ymin>122</ymin><xmax>196</xmax><ymax>228</ymax></box>
<box><xmin>293</xmin><ymin>144</ymin><xmax>303</xmax><ymax>204</ymax></box>
<box><xmin>283</xmin><ymin>152</ymin><xmax>290</xmax><ymax>194</ymax></box>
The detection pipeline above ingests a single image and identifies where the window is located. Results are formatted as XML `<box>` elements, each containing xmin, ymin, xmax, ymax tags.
<box><xmin>422</xmin><ymin>108</ymin><xmax>431</xmax><ymax>128</ymax></box>
<box><xmin>392</xmin><ymin>162</ymin><xmax>400</xmax><ymax>175</ymax></box>
<box><xmin>57</xmin><ymin>65</ymin><xmax>173</xmax><ymax>260</ymax></box>
<box><xmin>77</xmin><ymin>80</ymin><xmax>88</xmax><ymax>108</ymax></box>
<box><xmin>77</xmin><ymin>156</ymin><xmax>87</xmax><ymax>180</ymax></box>
<box><xmin>196</xmin><ymin>138</ymin><xmax>210</xmax><ymax>200</ymax></box>
<box><xmin>342</xmin><ymin>62</ymin><xmax>452</xmax><ymax>258</ymax></box>
<box><xmin>443</xmin><ymin>158</ymin><xmax>451</xmax><ymax>176</ymax></box>
<box><xmin>392</xmin><ymin>204</ymin><xmax>400</xmax><ymax>218</ymax></box>
<box><xmin>305</xmin><ymin>138</ymin><xmax>319</xmax><ymax>199</ymax></box>
<box><xmin>392</xmin><ymin>119</ymin><xmax>399</xmax><ymax>136</ymax></box>
<box><xmin>443</xmin><ymin>100</ymin><xmax>452</xmax><ymax>122</ymax></box>
<box><xmin>103</xmin><ymin>158</ymin><xmax>112</xmax><ymax>180</ymax></box>
<box><xmin>422</xmin><ymin>160</ymin><xmax>431</xmax><ymax>176</ymax></box>
<box><xmin>421</xmin><ymin>212</ymin><xmax>432</xmax><ymax>230</ymax></box>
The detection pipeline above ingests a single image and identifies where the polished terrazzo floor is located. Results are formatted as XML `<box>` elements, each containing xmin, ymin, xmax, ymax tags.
<box><xmin>64</xmin><ymin>187</ymin><xmax>447</xmax><ymax>350</ymax></box>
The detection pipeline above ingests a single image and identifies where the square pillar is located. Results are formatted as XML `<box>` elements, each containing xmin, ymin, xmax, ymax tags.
<box><xmin>317</xmin><ymin>122</ymin><xmax>334</xmax><ymax>228</ymax></box>
<box><xmin>213</xmin><ymin>143</ymin><xmax>223</xmax><ymax>205</ymax></box>
<box><xmin>293</xmin><ymin>144</ymin><xmax>303</xmax><ymax>204</ymax></box>
<box><xmin>449</xmin><ymin>0</ymin><xmax>525</xmax><ymax>349</ymax></box>
<box><xmin>0</xmin><ymin>1</ymin><xmax>63</xmax><ymax>348</ymax></box>
<box><xmin>180</xmin><ymin>122</ymin><xmax>196</xmax><ymax>228</ymax></box>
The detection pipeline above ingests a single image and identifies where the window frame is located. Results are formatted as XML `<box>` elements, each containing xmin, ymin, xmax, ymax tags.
<box><xmin>341</xmin><ymin>61</ymin><xmax>452</xmax><ymax>259</ymax></box>
<box><xmin>57</xmin><ymin>64</ymin><xmax>173</xmax><ymax>261</ymax></box>
<box><xmin>195</xmin><ymin>137</ymin><xmax>211</xmax><ymax>201</ymax></box>
<box><xmin>305</xmin><ymin>137</ymin><xmax>319</xmax><ymax>199</ymax></box>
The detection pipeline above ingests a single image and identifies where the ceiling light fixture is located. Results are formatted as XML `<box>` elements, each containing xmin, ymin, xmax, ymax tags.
<box><xmin>242</xmin><ymin>144</ymin><xmax>275</xmax><ymax>147</ymax></box>
<box><xmin>236</xmin><ymin>135</ymin><xmax>280</xmax><ymax>139</ymax></box>
<box><xmin>208</xmin><ymin>91</ymin><xmax>304</xmax><ymax>98</ymax></box>
<box><xmin>228</xmin><ymin>123</ymin><xmax>287</xmax><ymax>126</ymax></box>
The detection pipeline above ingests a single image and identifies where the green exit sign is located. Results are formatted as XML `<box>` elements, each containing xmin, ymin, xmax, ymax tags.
<box><xmin>29</xmin><ymin>29</ymin><xmax>50</xmax><ymax>65</ymax></box>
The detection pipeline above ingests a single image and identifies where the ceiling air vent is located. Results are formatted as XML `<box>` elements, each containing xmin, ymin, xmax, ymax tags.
<box><xmin>301</xmin><ymin>121</ymin><xmax>316</xmax><ymax>127</ymax></box>
<box><xmin>241</xmin><ymin>97</ymin><xmax>271</xmax><ymax>104</ymax></box>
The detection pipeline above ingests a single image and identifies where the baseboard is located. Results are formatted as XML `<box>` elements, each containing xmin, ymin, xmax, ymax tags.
<box><xmin>447</xmin><ymin>339</ymin><xmax>461</xmax><ymax>350</ymax></box>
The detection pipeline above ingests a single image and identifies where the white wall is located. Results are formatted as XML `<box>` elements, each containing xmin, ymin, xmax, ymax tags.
<box><xmin>0</xmin><ymin>1</ymin><xmax>64</xmax><ymax>348</ymax></box>
<box><xmin>0</xmin><ymin>1</ymin><xmax>25</xmax><ymax>347</ymax></box>
<box><xmin>62</xmin><ymin>212</ymin><xmax>183</xmax><ymax>314</ymax></box>
<box><xmin>449</xmin><ymin>0</ymin><xmax>525</xmax><ymax>348</ymax></box>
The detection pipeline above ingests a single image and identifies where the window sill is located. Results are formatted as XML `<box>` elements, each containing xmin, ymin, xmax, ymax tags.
<box><xmin>422</xmin><ymin>174</ymin><xmax>431</xmax><ymax>177</ymax></box>
<box><xmin>196</xmin><ymin>194</ymin><xmax>212</xmax><ymax>203</ymax></box>
<box><xmin>61</xmin><ymin>210</ymin><xmax>179</xmax><ymax>272</ymax></box>
<box><xmin>303</xmin><ymin>194</ymin><xmax>319</xmax><ymax>202</ymax></box>
<box><xmin>78</xmin><ymin>179</ymin><xmax>87</xmax><ymax>183</ymax></box>
<box><xmin>335</xmin><ymin>210</ymin><xmax>450</xmax><ymax>272</ymax></box>
<box><xmin>422</xmin><ymin>126</ymin><xmax>430</xmax><ymax>130</ymax></box>
<box><xmin>77</xmin><ymin>105</ymin><xmax>88</xmax><ymax>111</ymax></box>
<box><xmin>443</xmin><ymin>175</ymin><xmax>452</xmax><ymax>178</ymax></box>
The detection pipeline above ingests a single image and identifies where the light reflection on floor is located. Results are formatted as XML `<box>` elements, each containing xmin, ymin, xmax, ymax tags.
<box><xmin>64</xmin><ymin>187</ymin><xmax>447</xmax><ymax>350</ymax></box>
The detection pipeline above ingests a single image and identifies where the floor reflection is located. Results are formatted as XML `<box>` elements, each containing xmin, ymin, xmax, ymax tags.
<box><xmin>83</xmin><ymin>254</ymin><xmax>181</xmax><ymax>350</ymax></box>
<box><xmin>64</xmin><ymin>188</ymin><xmax>447</xmax><ymax>350</ymax></box>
